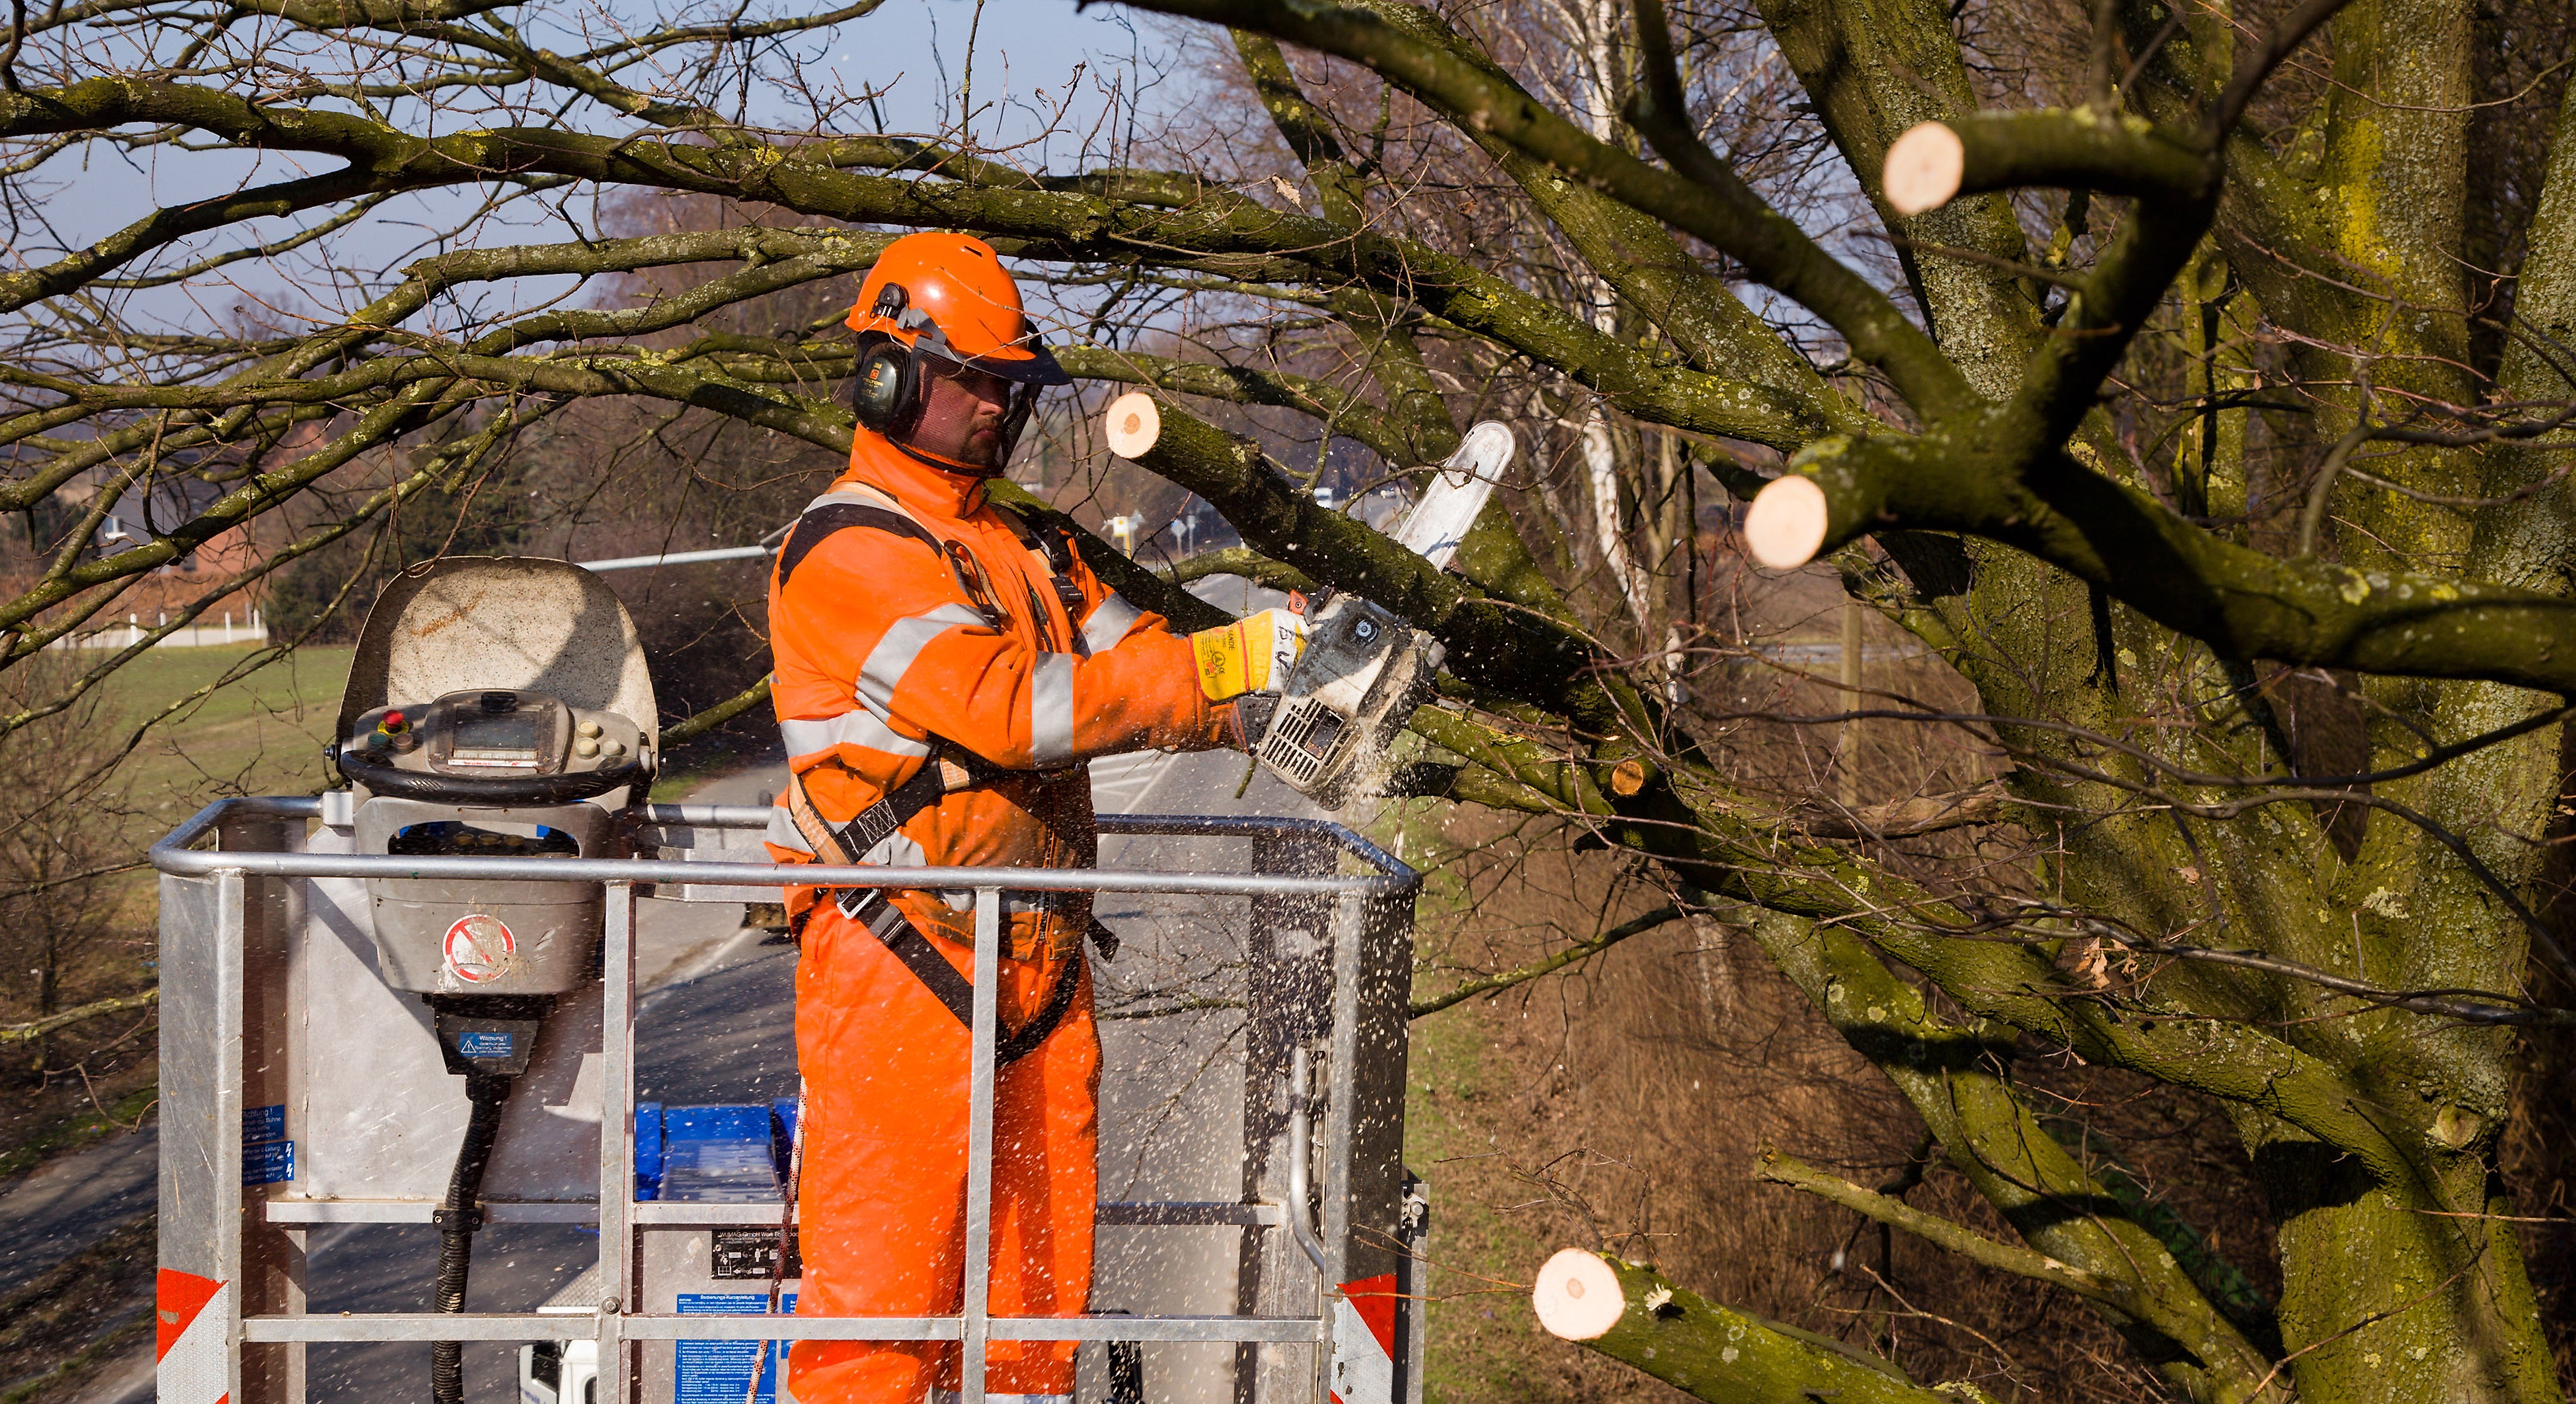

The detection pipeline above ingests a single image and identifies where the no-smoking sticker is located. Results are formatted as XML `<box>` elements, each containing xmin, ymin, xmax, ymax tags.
<box><xmin>441</xmin><ymin>913</ymin><xmax>518</xmax><ymax>984</ymax></box>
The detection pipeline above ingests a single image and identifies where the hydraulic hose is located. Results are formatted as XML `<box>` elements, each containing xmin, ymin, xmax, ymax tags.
<box><xmin>432</xmin><ymin>1070</ymin><xmax>513</xmax><ymax>1404</ymax></box>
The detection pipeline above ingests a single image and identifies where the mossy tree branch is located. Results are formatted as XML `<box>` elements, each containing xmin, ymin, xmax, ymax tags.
<box><xmin>1128</xmin><ymin>0</ymin><xmax>1978</xmax><ymax>420</ymax></box>
<box><xmin>1531</xmin><ymin>1250</ymin><xmax>1996</xmax><ymax>1404</ymax></box>
<box><xmin>1753</xmin><ymin>429</ymin><xmax>2576</xmax><ymax>697</ymax></box>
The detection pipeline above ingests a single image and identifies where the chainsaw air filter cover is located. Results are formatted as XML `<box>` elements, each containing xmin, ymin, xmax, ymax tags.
<box><xmin>1256</xmin><ymin>593</ymin><xmax>1440</xmax><ymax>810</ymax></box>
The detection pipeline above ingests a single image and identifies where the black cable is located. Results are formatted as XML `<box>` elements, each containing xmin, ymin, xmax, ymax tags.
<box><xmin>335</xmin><ymin>751</ymin><xmax>646</xmax><ymax>805</ymax></box>
<box><xmin>432</xmin><ymin>1070</ymin><xmax>513</xmax><ymax>1404</ymax></box>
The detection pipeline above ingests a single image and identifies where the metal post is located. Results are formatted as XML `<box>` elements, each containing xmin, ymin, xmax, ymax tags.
<box><xmin>155</xmin><ymin>861</ymin><xmax>239</xmax><ymax>1404</ymax></box>
<box><xmin>225</xmin><ymin>805</ymin><xmax>304</xmax><ymax>1404</ymax></box>
<box><xmin>216</xmin><ymin>869</ymin><xmax>247</xmax><ymax>1404</ymax></box>
<box><xmin>601</xmin><ymin>880</ymin><xmax>637</xmax><ymax>1404</ymax></box>
<box><xmin>962</xmin><ymin>887</ymin><xmax>1002</xmax><ymax>1404</ymax></box>
<box><xmin>1321</xmin><ymin>888</ymin><xmax>1414</xmax><ymax>1404</ymax></box>
<box><xmin>1243</xmin><ymin>832</ymin><xmax>1334</xmax><ymax>1404</ymax></box>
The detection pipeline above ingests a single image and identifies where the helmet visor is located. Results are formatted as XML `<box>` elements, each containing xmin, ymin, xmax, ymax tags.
<box><xmin>903</xmin><ymin>356</ymin><xmax>1035</xmax><ymax>471</ymax></box>
<box><xmin>909</xmin><ymin>325</ymin><xmax>1072</xmax><ymax>387</ymax></box>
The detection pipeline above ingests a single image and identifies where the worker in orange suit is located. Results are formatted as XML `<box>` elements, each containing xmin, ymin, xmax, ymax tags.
<box><xmin>765</xmin><ymin>231</ymin><xmax>1304</xmax><ymax>1404</ymax></box>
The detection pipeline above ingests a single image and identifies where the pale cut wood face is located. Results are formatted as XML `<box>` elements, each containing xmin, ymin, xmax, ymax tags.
<box><xmin>1883</xmin><ymin>121</ymin><xmax>1967</xmax><ymax>217</ymax></box>
<box><xmin>1532</xmin><ymin>1249</ymin><xmax>1625</xmax><ymax>1342</ymax></box>
<box><xmin>1104</xmin><ymin>391</ymin><xmax>1163</xmax><ymax>460</ymax></box>
<box><xmin>1745</xmin><ymin>475</ymin><xmax>1829</xmax><ymax>570</ymax></box>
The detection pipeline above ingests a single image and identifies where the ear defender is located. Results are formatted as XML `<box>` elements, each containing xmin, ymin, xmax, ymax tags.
<box><xmin>851</xmin><ymin>337</ymin><xmax>920</xmax><ymax>436</ymax></box>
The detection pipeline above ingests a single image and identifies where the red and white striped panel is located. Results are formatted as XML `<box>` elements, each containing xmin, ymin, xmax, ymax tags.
<box><xmin>157</xmin><ymin>1269</ymin><xmax>229</xmax><ymax>1404</ymax></box>
<box><xmin>1329</xmin><ymin>1273</ymin><xmax>1401</xmax><ymax>1404</ymax></box>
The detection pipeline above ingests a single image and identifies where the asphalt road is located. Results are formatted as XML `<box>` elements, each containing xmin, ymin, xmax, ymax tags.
<box><xmin>0</xmin><ymin>1121</ymin><xmax>157</xmax><ymax>1300</ymax></box>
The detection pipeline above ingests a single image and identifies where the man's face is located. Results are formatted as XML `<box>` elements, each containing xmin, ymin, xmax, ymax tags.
<box><xmin>905</xmin><ymin>355</ymin><xmax>1014</xmax><ymax>469</ymax></box>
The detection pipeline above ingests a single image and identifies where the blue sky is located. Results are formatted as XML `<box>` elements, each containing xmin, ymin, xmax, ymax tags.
<box><xmin>31</xmin><ymin>0</ymin><xmax>1185</xmax><ymax>330</ymax></box>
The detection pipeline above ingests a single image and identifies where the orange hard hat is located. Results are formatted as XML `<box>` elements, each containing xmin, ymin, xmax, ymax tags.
<box><xmin>847</xmin><ymin>232</ymin><xmax>1069</xmax><ymax>386</ymax></box>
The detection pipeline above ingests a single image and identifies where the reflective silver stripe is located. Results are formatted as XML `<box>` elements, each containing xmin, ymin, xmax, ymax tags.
<box><xmin>1078</xmin><ymin>593</ymin><xmax>1142</xmax><ymax>656</ymax></box>
<box><xmin>856</xmin><ymin>603</ymin><xmax>990</xmax><ymax>711</ymax></box>
<box><xmin>938</xmin><ymin>888</ymin><xmax>1067</xmax><ymax>914</ymax></box>
<box><xmin>934</xmin><ymin>1394</ymin><xmax>1070</xmax><ymax>1404</ymax></box>
<box><xmin>764</xmin><ymin>806</ymin><xmax>814</xmax><ymax>855</ymax></box>
<box><xmin>860</xmin><ymin>831</ymin><xmax>925</xmax><ymax>868</ymax></box>
<box><xmin>777</xmin><ymin>709</ymin><xmax>933</xmax><ymax>760</ymax></box>
<box><xmin>803</xmin><ymin>483</ymin><xmax>907</xmax><ymax>515</ymax></box>
<box><xmin>1030</xmin><ymin>652</ymin><xmax>1077</xmax><ymax>765</ymax></box>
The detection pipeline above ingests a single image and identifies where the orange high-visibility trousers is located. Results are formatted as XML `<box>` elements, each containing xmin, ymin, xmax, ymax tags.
<box><xmin>787</xmin><ymin>898</ymin><xmax>1099</xmax><ymax>1404</ymax></box>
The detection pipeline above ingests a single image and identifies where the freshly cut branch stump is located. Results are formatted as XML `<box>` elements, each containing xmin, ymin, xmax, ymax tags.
<box><xmin>1105</xmin><ymin>391</ymin><xmax>1162</xmax><ymax>458</ymax></box>
<box><xmin>1744</xmin><ymin>475</ymin><xmax>1829</xmax><ymax>569</ymax></box>
<box><xmin>1883</xmin><ymin>122</ymin><xmax>1965</xmax><ymax>216</ymax></box>
<box><xmin>1530</xmin><ymin>1250</ymin><xmax>1989</xmax><ymax>1404</ymax></box>
<box><xmin>1532</xmin><ymin>1248</ymin><xmax>1626</xmax><ymax>1338</ymax></box>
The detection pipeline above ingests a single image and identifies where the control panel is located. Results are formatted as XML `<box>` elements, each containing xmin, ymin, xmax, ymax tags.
<box><xmin>343</xmin><ymin>689</ymin><xmax>646</xmax><ymax>784</ymax></box>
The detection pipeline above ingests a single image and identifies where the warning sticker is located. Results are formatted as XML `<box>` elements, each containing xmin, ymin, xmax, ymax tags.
<box><xmin>243</xmin><ymin>1103</ymin><xmax>293</xmax><ymax>1186</ymax></box>
<box><xmin>455</xmin><ymin>1030</ymin><xmax>516</xmax><ymax>1059</ymax></box>
<box><xmin>711</xmin><ymin>1227</ymin><xmax>801</xmax><ymax>1281</ymax></box>
<box><xmin>441</xmin><ymin>914</ymin><xmax>518</xmax><ymax>984</ymax></box>
<box><xmin>243</xmin><ymin>1138</ymin><xmax>295</xmax><ymax>1187</ymax></box>
<box><xmin>674</xmin><ymin>1292</ymin><xmax>795</xmax><ymax>1404</ymax></box>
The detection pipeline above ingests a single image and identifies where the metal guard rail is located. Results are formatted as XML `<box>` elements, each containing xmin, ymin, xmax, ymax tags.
<box><xmin>151</xmin><ymin>795</ymin><xmax>1416</xmax><ymax>898</ymax></box>
<box><xmin>154</xmin><ymin>793</ymin><xmax>1416</xmax><ymax>1402</ymax></box>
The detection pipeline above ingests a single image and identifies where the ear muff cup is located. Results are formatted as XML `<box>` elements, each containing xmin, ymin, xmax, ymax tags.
<box><xmin>851</xmin><ymin>338</ymin><xmax>922</xmax><ymax>437</ymax></box>
<box><xmin>852</xmin><ymin>331</ymin><xmax>1047</xmax><ymax>471</ymax></box>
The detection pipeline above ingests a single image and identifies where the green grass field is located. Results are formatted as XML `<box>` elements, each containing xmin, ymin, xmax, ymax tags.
<box><xmin>89</xmin><ymin>643</ymin><xmax>354</xmax><ymax>825</ymax></box>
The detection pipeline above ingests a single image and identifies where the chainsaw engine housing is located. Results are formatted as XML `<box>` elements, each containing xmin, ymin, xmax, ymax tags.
<box><xmin>1256</xmin><ymin>593</ymin><xmax>1440</xmax><ymax>810</ymax></box>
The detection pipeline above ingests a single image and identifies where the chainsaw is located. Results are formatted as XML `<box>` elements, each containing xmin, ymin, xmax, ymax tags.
<box><xmin>1252</xmin><ymin>422</ymin><xmax>1513</xmax><ymax>809</ymax></box>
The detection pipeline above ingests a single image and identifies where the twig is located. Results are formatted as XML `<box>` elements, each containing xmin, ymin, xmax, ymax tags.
<box><xmin>0</xmin><ymin>989</ymin><xmax>157</xmax><ymax>1044</ymax></box>
<box><xmin>1161</xmin><ymin>546</ymin><xmax>1315</xmax><ymax>593</ymax></box>
<box><xmin>2298</xmin><ymin>421</ymin><xmax>2373</xmax><ymax>557</ymax></box>
<box><xmin>2205</xmin><ymin>0</ymin><xmax>2361</xmax><ymax>144</ymax></box>
<box><xmin>1796</xmin><ymin>781</ymin><xmax>2008</xmax><ymax>839</ymax></box>
<box><xmin>663</xmin><ymin>673</ymin><xmax>774</xmax><ymax>748</ymax></box>
<box><xmin>1411</xmin><ymin>905</ymin><xmax>1684</xmax><ymax>1017</ymax></box>
<box><xmin>1756</xmin><ymin>1147</ymin><xmax>2132</xmax><ymax>1308</ymax></box>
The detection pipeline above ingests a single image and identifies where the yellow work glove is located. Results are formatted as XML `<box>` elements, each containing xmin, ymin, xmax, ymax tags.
<box><xmin>1191</xmin><ymin>608</ymin><xmax>1308</xmax><ymax>701</ymax></box>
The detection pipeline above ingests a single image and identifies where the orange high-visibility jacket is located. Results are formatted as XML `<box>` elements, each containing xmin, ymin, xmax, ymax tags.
<box><xmin>764</xmin><ymin>432</ymin><xmax>1230</xmax><ymax>952</ymax></box>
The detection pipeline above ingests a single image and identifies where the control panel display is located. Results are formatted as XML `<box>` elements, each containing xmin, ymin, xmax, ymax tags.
<box><xmin>448</xmin><ymin>709</ymin><xmax>546</xmax><ymax>763</ymax></box>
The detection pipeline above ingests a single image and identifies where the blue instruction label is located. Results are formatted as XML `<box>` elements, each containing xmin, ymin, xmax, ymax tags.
<box><xmin>243</xmin><ymin>1104</ymin><xmax>285</xmax><ymax>1143</ymax></box>
<box><xmin>455</xmin><ymin>1031</ymin><xmax>516</xmax><ymax>1059</ymax></box>
<box><xmin>674</xmin><ymin>1292</ymin><xmax>796</xmax><ymax>1404</ymax></box>
<box><xmin>244</xmin><ymin>1138</ymin><xmax>295</xmax><ymax>1186</ymax></box>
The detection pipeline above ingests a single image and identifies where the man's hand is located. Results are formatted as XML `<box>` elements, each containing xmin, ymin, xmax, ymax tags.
<box><xmin>1191</xmin><ymin>608</ymin><xmax>1308</xmax><ymax>701</ymax></box>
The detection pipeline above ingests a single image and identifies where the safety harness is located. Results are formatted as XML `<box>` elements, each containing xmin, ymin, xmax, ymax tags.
<box><xmin>774</xmin><ymin>486</ymin><xmax>1094</xmax><ymax>1066</ymax></box>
